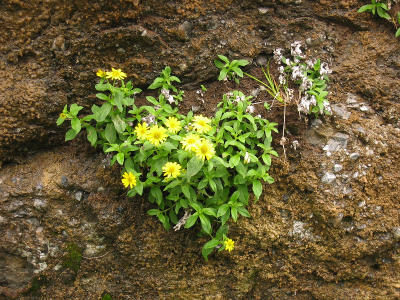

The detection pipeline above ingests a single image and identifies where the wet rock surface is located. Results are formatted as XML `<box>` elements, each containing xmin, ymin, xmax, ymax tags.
<box><xmin>1</xmin><ymin>0</ymin><xmax>400</xmax><ymax>299</ymax></box>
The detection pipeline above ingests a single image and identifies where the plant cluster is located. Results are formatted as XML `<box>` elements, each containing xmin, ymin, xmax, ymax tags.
<box><xmin>273</xmin><ymin>41</ymin><xmax>332</xmax><ymax>116</ymax></box>
<box><xmin>358</xmin><ymin>0</ymin><xmax>400</xmax><ymax>38</ymax></box>
<box><xmin>58</xmin><ymin>67</ymin><xmax>277</xmax><ymax>260</ymax></box>
<box><xmin>214</xmin><ymin>54</ymin><xmax>249</xmax><ymax>84</ymax></box>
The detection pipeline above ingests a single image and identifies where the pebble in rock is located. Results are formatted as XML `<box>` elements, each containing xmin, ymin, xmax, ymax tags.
<box><xmin>393</xmin><ymin>227</ymin><xmax>400</xmax><ymax>240</ymax></box>
<box><xmin>349</xmin><ymin>153</ymin><xmax>360</xmax><ymax>160</ymax></box>
<box><xmin>321</xmin><ymin>172</ymin><xmax>336</xmax><ymax>184</ymax></box>
<box><xmin>333</xmin><ymin>164</ymin><xmax>343</xmax><ymax>172</ymax></box>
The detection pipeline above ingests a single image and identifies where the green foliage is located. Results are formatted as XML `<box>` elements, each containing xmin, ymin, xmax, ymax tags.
<box><xmin>58</xmin><ymin>67</ymin><xmax>277</xmax><ymax>261</ymax></box>
<box><xmin>62</xmin><ymin>243</ymin><xmax>82</xmax><ymax>273</ymax></box>
<box><xmin>358</xmin><ymin>1</ymin><xmax>400</xmax><ymax>38</ymax></box>
<box><xmin>101</xmin><ymin>293</ymin><xmax>112</xmax><ymax>300</ymax></box>
<box><xmin>214</xmin><ymin>55</ymin><xmax>249</xmax><ymax>84</ymax></box>
<box><xmin>358</xmin><ymin>0</ymin><xmax>391</xmax><ymax>20</ymax></box>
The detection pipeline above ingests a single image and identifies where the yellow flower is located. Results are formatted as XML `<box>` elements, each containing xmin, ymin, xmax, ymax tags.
<box><xmin>121</xmin><ymin>172</ymin><xmax>136</xmax><ymax>189</ymax></box>
<box><xmin>195</xmin><ymin>139</ymin><xmax>215</xmax><ymax>161</ymax></box>
<box><xmin>96</xmin><ymin>69</ymin><xmax>106</xmax><ymax>78</ymax></box>
<box><xmin>134</xmin><ymin>122</ymin><xmax>148</xmax><ymax>140</ymax></box>
<box><xmin>165</xmin><ymin>117</ymin><xmax>182</xmax><ymax>134</ymax></box>
<box><xmin>106</xmin><ymin>68</ymin><xmax>127</xmax><ymax>80</ymax></box>
<box><xmin>224</xmin><ymin>238</ymin><xmax>235</xmax><ymax>252</ymax></box>
<box><xmin>192</xmin><ymin>115</ymin><xmax>212</xmax><ymax>134</ymax></box>
<box><xmin>181</xmin><ymin>133</ymin><xmax>201</xmax><ymax>152</ymax></box>
<box><xmin>162</xmin><ymin>162</ymin><xmax>182</xmax><ymax>179</ymax></box>
<box><xmin>147</xmin><ymin>125</ymin><xmax>168</xmax><ymax>146</ymax></box>
<box><xmin>59</xmin><ymin>113</ymin><xmax>67</xmax><ymax>119</ymax></box>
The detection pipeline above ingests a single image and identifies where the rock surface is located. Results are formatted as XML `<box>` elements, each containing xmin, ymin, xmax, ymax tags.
<box><xmin>0</xmin><ymin>0</ymin><xmax>400</xmax><ymax>299</ymax></box>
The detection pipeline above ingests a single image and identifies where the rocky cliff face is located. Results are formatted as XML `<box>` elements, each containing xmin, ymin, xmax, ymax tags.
<box><xmin>0</xmin><ymin>0</ymin><xmax>399</xmax><ymax>299</ymax></box>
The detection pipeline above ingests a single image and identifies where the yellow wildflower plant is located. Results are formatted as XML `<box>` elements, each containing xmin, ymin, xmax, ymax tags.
<box><xmin>147</xmin><ymin>125</ymin><xmax>168</xmax><ymax>146</ymax></box>
<box><xmin>224</xmin><ymin>238</ymin><xmax>235</xmax><ymax>252</ymax></box>
<box><xmin>181</xmin><ymin>133</ymin><xmax>201</xmax><ymax>152</ymax></box>
<box><xmin>164</xmin><ymin>117</ymin><xmax>182</xmax><ymax>134</ymax></box>
<box><xmin>192</xmin><ymin>115</ymin><xmax>212</xmax><ymax>134</ymax></box>
<box><xmin>59</xmin><ymin>112</ymin><xmax>68</xmax><ymax>119</ymax></box>
<box><xmin>121</xmin><ymin>172</ymin><xmax>136</xmax><ymax>189</ymax></box>
<box><xmin>162</xmin><ymin>162</ymin><xmax>182</xmax><ymax>180</ymax></box>
<box><xmin>96</xmin><ymin>69</ymin><xmax>107</xmax><ymax>78</ymax></box>
<box><xmin>106</xmin><ymin>68</ymin><xmax>127</xmax><ymax>81</ymax></box>
<box><xmin>195</xmin><ymin>138</ymin><xmax>215</xmax><ymax>161</ymax></box>
<box><xmin>134</xmin><ymin>122</ymin><xmax>149</xmax><ymax>140</ymax></box>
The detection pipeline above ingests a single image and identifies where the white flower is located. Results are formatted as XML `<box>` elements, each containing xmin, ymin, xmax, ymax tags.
<box><xmin>290</xmin><ymin>41</ymin><xmax>305</xmax><ymax>58</ymax></box>
<box><xmin>320</xmin><ymin>62</ymin><xmax>332</xmax><ymax>75</ymax></box>
<box><xmin>143</xmin><ymin>114</ymin><xmax>156</xmax><ymax>124</ymax></box>
<box><xmin>273</xmin><ymin>48</ymin><xmax>283</xmax><ymax>63</ymax></box>
<box><xmin>298</xmin><ymin>95</ymin><xmax>316</xmax><ymax>114</ymax></box>
<box><xmin>246</xmin><ymin>105</ymin><xmax>255</xmax><ymax>114</ymax></box>
<box><xmin>278</xmin><ymin>66</ymin><xmax>285</xmax><ymax>74</ymax></box>
<box><xmin>279</xmin><ymin>74</ymin><xmax>286</xmax><ymax>85</ymax></box>
<box><xmin>244</xmin><ymin>152</ymin><xmax>251</xmax><ymax>164</ymax></box>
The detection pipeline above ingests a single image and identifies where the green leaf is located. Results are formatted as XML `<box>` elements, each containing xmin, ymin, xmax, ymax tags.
<box><xmin>215</xmin><ymin>224</ymin><xmax>228</xmax><ymax>239</ymax></box>
<box><xmin>217</xmin><ymin>55</ymin><xmax>229</xmax><ymax>64</ymax></box>
<box><xmin>94</xmin><ymin>102</ymin><xmax>112</xmax><ymax>122</ymax></box>
<box><xmin>203</xmin><ymin>208</ymin><xmax>217</xmax><ymax>217</ymax></box>
<box><xmin>65</xmin><ymin>128</ymin><xmax>78</xmax><ymax>141</ymax></box>
<box><xmin>252</xmin><ymin>180</ymin><xmax>262</xmax><ymax>200</ymax></box>
<box><xmin>96</xmin><ymin>93</ymin><xmax>109</xmax><ymax>101</ymax></box>
<box><xmin>237</xmin><ymin>206</ymin><xmax>251</xmax><ymax>218</ymax></box>
<box><xmin>182</xmin><ymin>184</ymin><xmax>191</xmax><ymax>199</ymax></box>
<box><xmin>396</xmin><ymin>28</ymin><xmax>400</xmax><ymax>38</ymax></box>
<box><xmin>111</xmin><ymin>114</ymin><xmax>126</xmax><ymax>134</ymax></box>
<box><xmin>135</xmin><ymin>180</ymin><xmax>143</xmax><ymax>195</ymax></box>
<box><xmin>203</xmin><ymin>238</ymin><xmax>220</xmax><ymax>249</ymax></box>
<box><xmin>150</xmin><ymin>187</ymin><xmax>163</xmax><ymax>206</ymax></box>
<box><xmin>86</xmin><ymin>126</ymin><xmax>97</xmax><ymax>146</ymax></box>
<box><xmin>229</xmin><ymin>155</ymin><xmax>240</xmax><ymax>168</ymax></box>
<box><xmin>70</xmin><ymin>103</ymin><xmax>83</xmax><ymax>116</ymax></box>
<box><xmin>71</xmin><ymin>118</ymin><xmax>81</xmax><ymax>133</ymax></box>
<box><xmin>148</xmin><ymin>77</ymin><xmax>164</xmax><ymax>90</ymax></box>
<box><xmin>147</xmin><ymin>209</ymin><xmax>160</xmax><ymax>216</ymax></box>
<box><xmin>218</xmin><ymin>68</ymin><xmax>228</xmax><ymax>81</ymax></box>
<box><xmin>208</xmin><ymin>179</ymin><xmax>217</xmax><ymax>192</ymax></box>
<box><xmin>184</xmin><ymin>213</ymin><xmax>198</xmax><ymax>229</ymax></box>
<box><xmin>113</xmin><ymin>90</ymin><xmax>124</xmax><ymax>112</ymax></box>
<box><xmin>157</xmin><ymin>214</ymin><xmax>170</xmax><ymax>230</ymax></box>
<box><xmin>187</xmin><ymin>157</ymin><xmax>204</xmax><ymax>179</ymax></box>
<box><xmin>202</xmin><ymin>242</ymin><xmax>216</xmax><ymax>262</ymax></box>
<box><xmin>236</xmin><ymin>59</ymin><xmax>249</xmax><ymax>66</ymax></box>
<box><xmin>214</xmin><ymin>59</ymin><xmax>225</xmax><ymax>69</ymax></box>
<box><xmin>231</xmin><ymin>207</ymin><xmax>238</xmax><ymax>222</ymax></box>
<box><xmin>95</xmin><ymin>82</ymin><xmax>109</xmax><ymax>91</ymax></box>
<box><xmin>377</xmin><ymin>7</ymin><xmax>390</xmax><ymax>20</ymax></box>
<box><xmin>217</xmin><ymin>204</ymin><xmax>229</xmax><ymax>217</ymax></box>
<box><xmin>233</xmin><ymin>67</ymin><xmax>244</xmax><ymax>78</ymax></box>
<box><xmin>105</xmin><ymin>123</ymin><xmax>117</xmax><ymax>144</ymax></box>
<box><xmin>56</xmin><ymin>117</ymin><xmax>65</xmax><ymax>126</ymax></box>
<box><xmin>116</xmin><ymin>153</ymin><xmax>124</xmax><ymax>165</ymax></box>
<box><xmin>199</xmin><ymin>214</ymin><xmax>212</xmax><ymax>234</ymax></box>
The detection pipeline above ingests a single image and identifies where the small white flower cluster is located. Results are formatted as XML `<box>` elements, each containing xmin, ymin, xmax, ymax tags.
<box><xmin>143</xmin><ymin>114</ymin><xmax>156</xmax><ymax>124</ymax></box>
<box><xmin>161</xmin><ymin>88</ymin><xmax>175</xmax><ymax>104</ymax></box>
<box><xmin>274</xmin><ymin>41</ymin><xmax>332</xmax><ymax>115</ymax></box>
<box><xmin>291</xmin><ymin>41</ymin><xmax>305</xmax><ymax>63</ymax></box>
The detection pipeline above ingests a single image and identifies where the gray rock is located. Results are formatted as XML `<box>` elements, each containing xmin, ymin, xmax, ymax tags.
<box><xmin>33</xmin><ymin>198</ymin><xmax>47</xmax><ymax>210</ymax></box>
<box><xmin>75</xmin><ymin>191</ymin><xmax>83</xmax><ymax>201</ymax></box>
<box><xmin>61</xmin><ymin>176</ymin><xmax>68</xmax><ymax>187</ymax></box>
<box><xmin>331</xmin><ymin>104</ymin><xmax>351</xmax><ymax>120</ymax></box>
<box><xmin>292</xmin><ymin>221</ymin><xmax>313</xmax><ymax>239</ymax></box>
<box><xmin>333</xmin><ymin>164</ymin><xmax>343</xmax><ymax>172</ymax></box>
<box><xmin>349</xmin><ymin>153</ymin><xmax>360</xmax><ymax>160</ymax></box>
<box><xmin>393</xmin><ymin>227</ymin><xmax>400</xmax><ymax>240</ymax></box>
<box><xmin>321</xmin><ymin>172</ymin><xmax>336</xmax><ymax>184</ymax></box>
